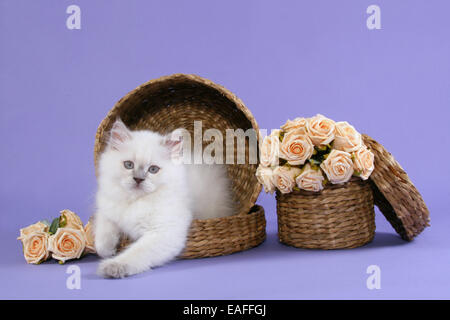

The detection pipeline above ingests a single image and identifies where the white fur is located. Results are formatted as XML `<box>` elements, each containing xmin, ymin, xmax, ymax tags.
<box><xmin>94</xmin><ymin>119</ymin><xmax>233</xmax><ymax>278</ymax></box>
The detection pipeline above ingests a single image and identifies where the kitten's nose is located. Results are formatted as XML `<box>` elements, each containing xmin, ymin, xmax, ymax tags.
<box><xmin>133</xmin><ymin>177</ymin><xmax>144</xmax><ymax>185</ymax></box>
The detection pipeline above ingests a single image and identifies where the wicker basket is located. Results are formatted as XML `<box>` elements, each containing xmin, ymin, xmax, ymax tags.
<box><xmin>93</xmin><ymin>74</ymin><xmax>266</xmax><ymax>259</ymax></box>
<box><xmin>276</xmin><ymin>178</ymin><xmax>375</xmax><ymax>249</ymax></box>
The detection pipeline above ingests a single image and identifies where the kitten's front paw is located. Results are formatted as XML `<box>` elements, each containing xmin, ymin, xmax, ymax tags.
<box><xmin>95</xmin><ymin>245</ymin><xmax>116</xmax><ymax>259</ymax></box>
<box><xmin>97</xmin><ymin>259</ymin><xmax>130</xmax><ymax>279</ymax></box>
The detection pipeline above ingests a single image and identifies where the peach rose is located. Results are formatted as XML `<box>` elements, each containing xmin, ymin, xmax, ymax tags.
<box><xmin>295</xmin><ymin>164</ymin><xmax>325</xmax><ymax>192</ymax></box>
<box><xmin>48</xmin><ymin>228</ymin><xmax>86</xmax><ymax>263</ymax></box>
<box><xmin>353</xmin><ymin>145</ymin><xmax>375</xmax><ymax>180</ymax></box>
<box><xmin>21</xmin><ymin>231</ymin><xmax>50</xmax><ymax>264</ymax></box>
<box><xmin>272</xmin><ymin>166</ymin><xmax>301</xmax><ymax>194</ymax></box>
<box><xmin>259</xmin><ymin>130</ymin><xmax>280</xmax><ymax>167</ymax></box>
<box><xmin>333</xmin><ymin>121</ymin><xmax>362</xmax><ymax>153</ymax></box>
<box><xmin>320</xmin><ymin>150</ymin><xmax>354</xmax><ymax>184</ymax></box>
<box><xmin>60</xmin><ymin>209</ymin><xmax>83</xmax><ymax>230</ymax></box>
<box><xmin>306</xmin><ymin>114</ymin><xmax>335</xmax><ymax>146</ymax></box>
<box><xmin>84</xmin><ymin>219</ymin><xmax>96</xmax><ymax>254</ymax></box>
<box><xmin>279</xmin><ymin>131</ymin><xmax>314</xmax><ymax>165</ymax></box>
<box><xmin>17</xmin><ymin>221</ymin><xmax>48</xmax><ymax>240</ymax></box>
<box><xmin>281</xmin><ymin>117</ymin><xmax>307</xmax><ymax>134</ymax></box>
<box><xmin>256</xmin><ymin>165</ymin><xmax>276</xmax><ymax>194</ymax></box>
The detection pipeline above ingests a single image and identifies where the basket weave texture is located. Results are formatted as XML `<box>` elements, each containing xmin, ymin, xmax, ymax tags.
<box><xmin>362</xmin><ymin>134</ymin><xmax>430</xmax><ymax>240</ymax></box>
<box><xmin>277</xmin><ymin>178</ymin><xmax>375</xmax><ymax>249</ymax></box>
<box><xmin>93</xmin><ymin>74</ymin><xmax>265</xmax><ymax>258</ymax></box>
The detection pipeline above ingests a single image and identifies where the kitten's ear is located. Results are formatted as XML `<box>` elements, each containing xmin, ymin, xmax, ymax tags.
<box><xmin>163</xmin><ymin>129</ymin><xmax>186</xmax><ymax>160</ymax></box>
<box><xmin>108</xmin><ymin>118</ymin><xmax>132</xmax><ymax>150</ymax></box>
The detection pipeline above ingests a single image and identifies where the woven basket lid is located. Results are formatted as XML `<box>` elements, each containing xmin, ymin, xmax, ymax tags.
<box><xmin>362</xmin><ymin>134</ymin><xmax>430</xmax><ymax>240</ymax></box>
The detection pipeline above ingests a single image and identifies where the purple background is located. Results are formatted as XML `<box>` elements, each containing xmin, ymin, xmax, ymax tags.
<box><xmin>1</xmin><ymin>0</ymin><xmax>449</xmax><ymax>299</ymax></box>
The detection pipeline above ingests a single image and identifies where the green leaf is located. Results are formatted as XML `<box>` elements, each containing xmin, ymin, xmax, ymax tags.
<box><xmin>59</xmin><ymin>214</ymin><xmax>67</xmax><ymax>228</ymax></box>
<box><xmin>309</xmin><ymin>158</ymin><xmax>321</xmax><ymax>165</ymax></box>
<box><xmin>49</xmin><ymin>217</ymin><xmax>60</xmax><ymax>235</ymax></box>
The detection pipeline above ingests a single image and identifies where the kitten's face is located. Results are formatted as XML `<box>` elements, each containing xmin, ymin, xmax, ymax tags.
<box><xmin>99</xmin><ymin>119</ymin><xmax>182</xmax><ymax>197</ymax></box>
<box><xmin>113</xmin><ymin>137</ymin><xmax>165</xmax><ymax>195</ymax></box>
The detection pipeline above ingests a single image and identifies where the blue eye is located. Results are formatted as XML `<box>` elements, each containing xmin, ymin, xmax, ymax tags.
<box><xmin>148</xmin><ymin>165</ymin><xmax>160</xmax><ymax>174</ymax></box>
<box><xmin>124</xmin><ymin>161</ymin><xmax>134</xmax><ymax>169</ymax></box>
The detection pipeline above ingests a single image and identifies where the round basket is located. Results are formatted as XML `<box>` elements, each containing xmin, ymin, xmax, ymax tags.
<box><xmin>362</xmin><ymin>134</ymin><xmax>430</xmax><ymax>240</ymax></box>
<box><xmin>276</xmin><ymin>178</ymin><xmax>375</xmax><ymax>249</ymax></box>
<box><xmin>93</xmin><ymin>73</ymin><xmax>266</xmax><ymax>259</ymax></box>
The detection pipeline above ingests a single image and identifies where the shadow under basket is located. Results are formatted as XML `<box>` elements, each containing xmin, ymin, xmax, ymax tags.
<box><xmin>276</xmin><ymin>178</ymin><xmax>375</xmax><ymax>250</ymax></box>
<box><xmin>93</xmin><ymin>73</ymin><xmax>266</xmax><ymax>259</ymax></box>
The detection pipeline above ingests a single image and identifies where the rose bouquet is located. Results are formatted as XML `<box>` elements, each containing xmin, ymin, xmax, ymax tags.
<box><xmin>256</xmin><ymin>114</ymin><xmax>375</xmax><ymax>194</ymax></box>
<box><xmin>17</xmin><ymin>209</ymin><xmax>95</xmax><ymax>264</ymax></box>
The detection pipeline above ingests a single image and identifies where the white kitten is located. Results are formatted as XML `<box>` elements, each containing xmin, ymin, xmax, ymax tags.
<box><xmin>94</xmin><ymin>119</ymin><xmax>233</xmax><ymax>278</ymax></box>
